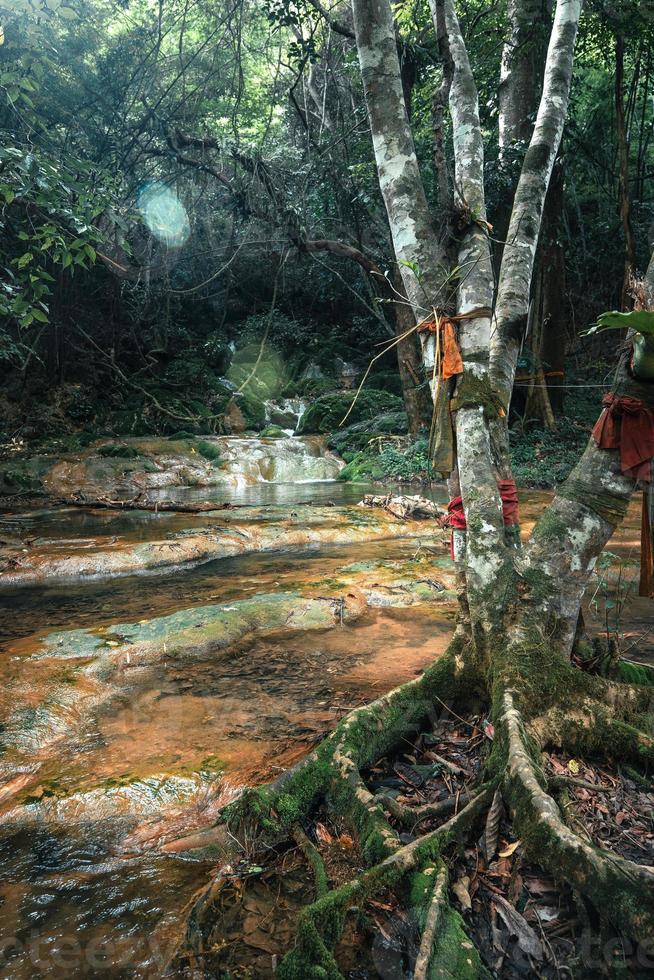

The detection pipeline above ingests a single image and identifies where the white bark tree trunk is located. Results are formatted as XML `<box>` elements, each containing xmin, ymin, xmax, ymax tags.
<box><xmin>491</xmin><ymin>0</ymin><xmax>584</xmax><ymax>407</ymax></box>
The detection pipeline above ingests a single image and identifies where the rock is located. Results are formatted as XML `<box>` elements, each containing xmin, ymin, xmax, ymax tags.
<box><xmin>300</xmin><ymin>362</ymin><xmax>324</xmax><ymax>380</ymax></box>
<box><xmin>360</xmin><ymin>494</ymin><xmax>446</xmax><ymax>521</ymax></box>
<box><xmin>223</xmin><ymin>400</ymin><xmax>247</xmax><ymax>433</ymax></box>
<box><xmin>329</xmin><ymin>411</ymin><xmax>409</xmax><ymax>455</ymax></box>
<box><xmin>296</xmin><ymin>391</ymin><xmax>404</xmax><ymax>435</ymax></box>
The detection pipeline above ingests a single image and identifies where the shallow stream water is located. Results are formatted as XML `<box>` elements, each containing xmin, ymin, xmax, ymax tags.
<box><xmin>0</xmin><ymin>478</ymin><xmax>455</xmax><ymax>978</ymax></box>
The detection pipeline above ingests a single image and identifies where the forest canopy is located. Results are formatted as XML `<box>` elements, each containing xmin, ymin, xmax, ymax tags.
<box><xmin>1</xmin><ymin>0</ymin><xmax>654</xmax><ymax>472</ymax></box>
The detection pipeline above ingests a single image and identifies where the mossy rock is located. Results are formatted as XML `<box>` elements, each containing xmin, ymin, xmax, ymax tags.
<box><xmin>261</xmin><ymin>425</ymin><xmax>287</xmax><ymax>438</ymax></box>
<box><xmin>237</xmin><ymin>393</ymin><xmax>266</xmax><ymax>431</ymax></box>
<box><xmin>194</xmin><ymin>440</ymin><xmax>222</xmax><ymax>462</ymax></box>
<box><xmin>296</xmin><ymin>390</ymin><xmax>404</xmax><ymax>435</ymax></box>
<box><xmin>168</xmin><ymin>430</ymin><xmax>197</xmax><ymax>440</ymax></box>
<box><xmin>329</xmin><ymin>410</ymin><xmax>408</xmax><ymax>454</ymax></box>
<box><xmin>281</xmin><ymin>378</ymin><xmax>335</xmax><ymax>399</ymax></box>
<box><xmin>0</xmin><ymin>457</ymin><xmax>53</xmax><ymax>494</ymax></box>
<box><xmin>366</xmin><ymin>369</ymin><xmax>404</xmax><ymax>398</ymax></box>
<box><xmin>337</xmin><ymin>450</ymin><xmax>385</xmax><ymax>482</ymax></box>
<box><xmin>97</xmin><ymin>444</ymin><xmax>143</xmax><ymax>459</ymax></box>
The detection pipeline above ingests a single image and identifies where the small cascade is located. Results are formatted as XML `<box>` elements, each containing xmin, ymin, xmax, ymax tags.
<box><xmin>215</xmin><ymin>435</ymin><xmax>343</xmax><ymax>487</ymax></box>
<box><xmin>264</xmin><ymin>398</ymin><xmax>308</xmax><ymax>434</ymax></box>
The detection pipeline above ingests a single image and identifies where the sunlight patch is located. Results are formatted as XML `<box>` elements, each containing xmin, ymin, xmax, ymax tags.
<box><xmin>137</xmin><ymin>182</ymin><xmax>190</xmax><ymax>248</ymax></box>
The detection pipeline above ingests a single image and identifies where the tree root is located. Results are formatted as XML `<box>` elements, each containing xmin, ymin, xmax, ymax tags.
<box><xmin>223</xmin><ymin>642</ymin><xmax>471</xmax><ymax>860</ymax></box>
<box><xmin>173</xmin><ymin>647</ymin><xmax>654</xmax><ymax>977</ymax></box>
<box><xmin>501</xmin><ymin>690</ymin><xmax>654</xmax><ymax>939</ymax></box>
<box><xmin>292</xmin><ymin>825</ymin><xmax>329</xmax><ymax>899</ymax></box>
<box><xmin>414</xmin><ymin>867</ymin><xmax>448</xmax><ymax>980</ymax></box>
<box><xmin>275</xmin><ymin>787</ymin><xmax>493</xmax><ymax>980</ymax></box>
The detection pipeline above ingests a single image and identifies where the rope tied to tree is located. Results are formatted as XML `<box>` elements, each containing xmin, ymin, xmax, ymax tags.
<box><xmin>446</xmin><ymin>480</ymin><xmax>519</xmax><ymax>558</ymax></box>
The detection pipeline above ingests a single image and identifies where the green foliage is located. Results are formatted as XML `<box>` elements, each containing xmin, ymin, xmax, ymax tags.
<box><xmin>0</xmin><ymin>142</ymin><xmax>105</xmax><ymax>340</ymax></box>
<box><xmin>509</xmin><ymin>425</ymin><xmax>583</xmax><ymax>488</ymax></box>
<box><xmin>377</xmin><ymin>438</ymin><xmax>431</xmax><ymax>480</ymax></box>
<box><xmin>337</xmin><ymin>436</ymin><xmax>431</xmax><ymax>484</ymax></box>
<box><xmin>588</xmin><ymin>309</ymin><xmax>654</xmax><ymax>336</ymax></box>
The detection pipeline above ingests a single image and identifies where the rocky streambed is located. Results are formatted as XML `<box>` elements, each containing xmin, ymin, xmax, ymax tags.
<box><xmin>0</xmin><ymin>446</ymin><xmax>457</xmax><ymax>977</ymax></box>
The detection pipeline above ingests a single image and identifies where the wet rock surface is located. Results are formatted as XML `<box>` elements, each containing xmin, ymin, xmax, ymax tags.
<box><xmin>0</xmin><ymin>479</ymin><xmax>454</xmax><ymax>977</ymax></box>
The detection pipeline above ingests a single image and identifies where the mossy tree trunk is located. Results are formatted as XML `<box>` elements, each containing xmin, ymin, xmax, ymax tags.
<box><xmin>175</xmin><ymin>1</ymin><xmax>654</xmax><ymax>974</ymax></box>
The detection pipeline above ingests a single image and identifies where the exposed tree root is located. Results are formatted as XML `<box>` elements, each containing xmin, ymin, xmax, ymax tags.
<box><xmin>173</xmin><ymin>641</ymin><xmax>654</xmax><ymax>977</ymax></box>
<box><xmin>414</xmin><ymin>867</ymin><xmax>448</xmax><ymax>980</ymax></box>
<box><xmin>501</xmin><ymin>691</ymin><xmax>654</xmax><ymax>939</ymax></box>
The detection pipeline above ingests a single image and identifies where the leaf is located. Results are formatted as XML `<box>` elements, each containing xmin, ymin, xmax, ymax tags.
<box><xmin>498</xmin><ymin>840</ymin><xmax>521</xmax><ymax>858</ymax></box>
<box><xmin>585</xmin><ymin>309</ymin><xmax>654</xmax><ymax>337</ymax></box>
<box><xmin>31</xmin><ymin>309</ymin><xmax>48</xmax><ymax>323</ymax></box>
<box><xmin>452</xmin><ymin>874</ymin><xmax>472</xmax><ymax>910</ymax></box>
<box><xmin>484</xmin><ymin>788</ymin><xmax>503</xmax><ymax>862</ymax></box>
<box><xmin>17</xmin><ymin>252</ymin><xmax>33</xmax><ymax>268</ymax></box>
<box><xmin>535</xmin><ymin>906</ymin><xmax>560</xmax><ymax>923</ymax></box>
<box><xmin>314</xmin><ymin>822</ymin><xmax>333</xmax><ymax>844</ymax></box>
<box><xmin>492</xmin><ymin>892</ymin><xmax>544</xmax><ymax>960</ymax></box>
<box><xmin>482</xmin><ymin>719</ymin><xmax>494</xmax><ymax>740</ymax></box>
<box><xmin>568</xmin><ymin>759</ymin><xmax>580</xmax><ymax>775</ymax></box>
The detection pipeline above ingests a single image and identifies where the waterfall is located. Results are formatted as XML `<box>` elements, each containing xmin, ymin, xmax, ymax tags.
<box><xmin>215</xmin><ymin>435</ymin><xmax>343</xmax><ymax>487</ymax></box>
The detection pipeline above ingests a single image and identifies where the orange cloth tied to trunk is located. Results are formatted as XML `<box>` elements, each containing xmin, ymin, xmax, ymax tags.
<box><xmin>447</xmin><ymin>480</ymin><xmax>519</xmax><ymax>557</ymax></box>
<box><xmin>418</xmin><ymin>316</ymin><xmax>463</xmax><ymax>379</ymax></box>
<box><xmin>592</xmin><ymin>394</ymin><xmax>654</xmax><ymax>483</ymax></box>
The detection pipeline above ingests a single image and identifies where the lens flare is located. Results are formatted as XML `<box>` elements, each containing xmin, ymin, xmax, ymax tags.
<box><xmin>137</xmin><ymin>181</ymin><xmax>190</xmax><ymax>247</ymax></box>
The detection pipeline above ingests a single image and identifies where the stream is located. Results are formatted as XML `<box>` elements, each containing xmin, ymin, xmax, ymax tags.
<box><xmin>0</xmin><ymin>432</ymin><xmax>456</xmax><ymax>978</ymax></box>
<box><xmin>0</xmin><ymin>429</ymin><xmax>647</xmax><ymax>978</ymax></box>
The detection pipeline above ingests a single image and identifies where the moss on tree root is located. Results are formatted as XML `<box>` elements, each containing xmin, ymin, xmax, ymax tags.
<box><xmin>174</xmin><ymin>634</ymin><xmax>654</xmax><ymax>978</ymax></box>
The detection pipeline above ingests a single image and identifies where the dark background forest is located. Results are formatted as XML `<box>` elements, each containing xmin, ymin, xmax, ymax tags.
<box><xmin>1</xmin><ymin>0</ymin><xmax>653</xmax><ymax>487</ymax></box>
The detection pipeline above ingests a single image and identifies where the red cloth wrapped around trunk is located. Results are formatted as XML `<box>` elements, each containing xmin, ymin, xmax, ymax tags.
<box><xmin>447</xmin><ymin>479</ymin><xmax>519</xmax><ymax>557</ymax></box>
<box><xmin>592</xmin><ymin>394</ymin><xmax>654</xmax><ymax>483</ymax></box>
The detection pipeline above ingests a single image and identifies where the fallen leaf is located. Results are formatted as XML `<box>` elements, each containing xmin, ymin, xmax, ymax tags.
<box><xmin>314</xmin><ymin>822</ymin><xmax>333</xmax><ymax>844</ymax></box>
<box><xmin>482</xmin><ymin>720</ymin><xmax>494</xmax><ymax>740</ymax></box>
<box><xmin>498</xmin><ymin>840</ymin><xmax>521</xmax><ymax>858</ymax></box>
<box><xmin>452</xmin><ymin>875</ymin><xmax>472</xmax><ymax>910</ymax></box>
<box><xmin>568</xmin><ymin>759</ymin><xmax>580</xmax><ymax>775</ymax></box>
<box><xmin>535</xmin><ymin>907</ymin><xmax>560</xmax><ymax>923</ymax></box>
<box><xmin>492</xmin><ymin>892</ymin><xmax>544</xmax><ymax>960</ymax></box>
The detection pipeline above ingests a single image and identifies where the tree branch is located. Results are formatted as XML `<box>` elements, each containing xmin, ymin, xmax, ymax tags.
<box><xmin>490</xmin><ymin>0</ymin><xmax>584</xmax><ymax>407</ymax></box>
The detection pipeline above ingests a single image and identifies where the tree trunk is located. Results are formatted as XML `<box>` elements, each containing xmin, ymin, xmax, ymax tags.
<box><xmin>392</xmin><ymin>271</ymin><xmax>433</xmax><ymax>434</ymax></box>
<box><xmin>616</xmin><ymin>32</ymin><xmax>637</xmax><ymax>310</ymax></box>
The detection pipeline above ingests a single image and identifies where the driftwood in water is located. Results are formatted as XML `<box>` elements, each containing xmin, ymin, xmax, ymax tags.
<box><xmin>63</xmin><ymin>493</ymin><xmax>241</xmax><ymax>513</ymax></box>
<box><xmin>359</xmin><ymin>493</ymin><xmax>446</xmax><ymax>522</ymax></box>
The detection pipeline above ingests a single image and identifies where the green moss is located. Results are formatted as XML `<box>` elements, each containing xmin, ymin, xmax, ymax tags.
<box><xmin>97</xmin><ymin>443</ymin><xmax>142</xmax><ymax>459</ymax></box>
<box><xmin>531</xmin><ymin>508</ymin><xmax>568</xmax><ymax>544</ymax></box>
<box><xmin>452</xmin><ymin>375</ymin><xmax>505</xmax><ymax>418</ymax></box>
<box><xmin>297</xmin><ymin>390</ymin><xmax>404</xmax><ymax>435</ymax></box>
<box><xmin>337</xmin><ymin>451</ymin><xmax>385</xmax><ymax>482</ymax></box>
<box><xmin>194</xmin><ymin>439</ymin><xmax>222</xmax><ymax>462</ymax></box>
<box><xmin>238</xmin><ymin>392</ymin><xmax>266</xmax><ymax>430</ymax></box>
